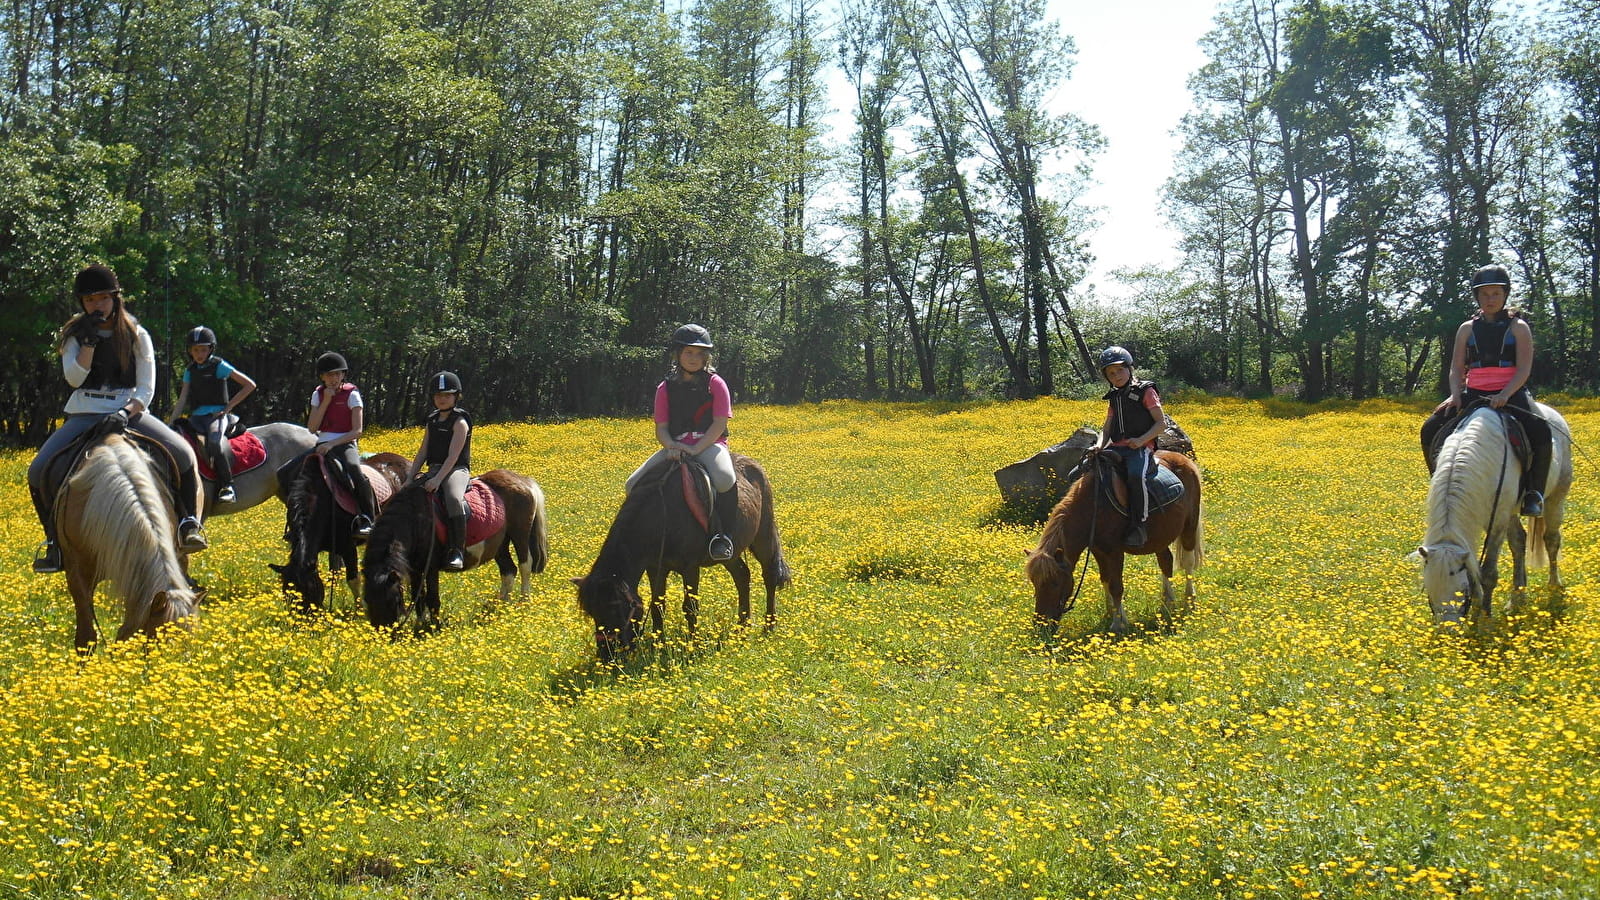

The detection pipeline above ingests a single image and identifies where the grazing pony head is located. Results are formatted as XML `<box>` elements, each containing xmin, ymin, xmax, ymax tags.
<box><xmin>1026</xmin><ymin>548</ymin><xmax>1075</xmax><ymax>623</ymax></box>
<box><xmin>362</xmin><ymin>482</ymin><xmax>431</xmax><ymax>628</ymax></box>
<box><xmin>573</xmin><ymin>574</ymin><xmax>644</xmax><ymax>662</ymax></box>
<box><xmin>1419</xmin><ymin>542</ymin><xmax>1479</xmax><ymax>624</ymax></box>
<box><xmin>272</xmin><ymin>468</ymin><xmax>326</xmax><ymax>610</ymax></box>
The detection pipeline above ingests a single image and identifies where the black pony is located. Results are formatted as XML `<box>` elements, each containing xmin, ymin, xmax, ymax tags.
<box><xmin>574</xmin><ymin>453</ymin><xmax>791</xmax><ymax>661</ymax></box>
<box><xmin>271</xmin><ymin>451</ymin><xmax>409</xmax><ymax>612</ymax></box>
<box><xmin>362</xmin><ymin>469</ymin><xmax>547</xmax><ymax>631</ymax></box>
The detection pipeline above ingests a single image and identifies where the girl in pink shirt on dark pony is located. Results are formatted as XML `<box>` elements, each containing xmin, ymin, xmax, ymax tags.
<box><xmin>1419</xmin><ymin>264</ymin><xmax>1552</xmax><ymax>516</ymax></box>
<box><xmin>625</xmin><ymin>324</ymin><xmax>736</xmax><ymax>561</ymax></box>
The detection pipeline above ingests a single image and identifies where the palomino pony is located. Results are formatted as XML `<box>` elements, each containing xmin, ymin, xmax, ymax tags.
<box><xmin>1027</xmin><ymin>447</ymin><xmax>1204</xmax><ymax>635</ymax></box>
<box><xmin>270</xmin><ymin>451</ymin><xmax>410</xmax><ymax>612</ymax></box>
<box><xmin>362</xmin><ymin>469</ymin><xmax>548</xmax><ymax>630</ymax></box>
<box><xmin>575</xmin><ymin>453</ymin><xmax>791</xmax><ymax>661</ymax></box>
<box><xmin>173</xmin><ymin>420</ymin><xmax>317</xmax><ymax>517</ymax></box>
<box><xmin>56</xmin><ymin>433</ymin><xmax>202</xmax><ymax>651</ymax></box>
<box><xmin>1419</xmin><ymin>403</ymin><xmax>1572</xmax><ymax>625</ymax></box>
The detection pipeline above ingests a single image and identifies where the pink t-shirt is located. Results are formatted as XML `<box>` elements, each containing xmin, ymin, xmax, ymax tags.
<box><xmin>654</xmin><ymin>373</ymin><xmax>732</xmax><ymax>445</ymax></box>
<box><xmin>1110</xmin><ymin>385</ymin><xmax>1162</xmax><ymax>448</ymax></box>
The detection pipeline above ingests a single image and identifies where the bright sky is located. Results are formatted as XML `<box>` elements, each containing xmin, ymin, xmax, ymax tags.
<box><xmin>811</xmin><ymin>0</ymin><xmax>1222</xmax><ymax>305</ymax></box>
<box><xmin>1044</xmin><ymin>0</ymin><xmax>1222</xmax><ymax>301</ymax></box>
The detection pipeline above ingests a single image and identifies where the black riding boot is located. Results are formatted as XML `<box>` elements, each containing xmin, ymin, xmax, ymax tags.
<box><xmin>210</xmin><ymin>436</ymin><xmax>236</xmax><ymax>504</ymax></box>
<box><xmin>176</xmin><ymin>465</ymin><xmax>208</xmax><ymax>552</ymax></box>
<box><xmin>30</xmin><ymin>484</ymin><xmax>61</xmax><ymax>573</ymax></box>
<box><xmin>444</xmin><ymin>514</ymin><xmax>467</xmax><ymax>571</ymax></box>
<box><xmin>1124</xmin><ymin>469</ymin><xmax>1149</xmax><ymax>547</ymax></box>
<box><xmin>1522</xmin><ymin>439</ymin><xmax>1552</xmax><ymax>516</ymax></box>
<box><xmin>351</xmin><ymin>470</ymin><xmax>377</xmax><ymax>541</ymax></box>
<box><xmin>708</xmin><ymin>488</ymin><xmax>736</xmax><ymax>561</ymax></box>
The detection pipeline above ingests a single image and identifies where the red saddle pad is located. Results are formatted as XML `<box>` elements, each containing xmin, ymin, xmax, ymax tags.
<box><xmin>192</xmin><ymin>431</ymin><xmax>268</xmax><ymax>480</ymax></box>
<box><xmin>433</xmin><ymin>479</ymin><xmax>506</xmax><ymax>547</ymax></box>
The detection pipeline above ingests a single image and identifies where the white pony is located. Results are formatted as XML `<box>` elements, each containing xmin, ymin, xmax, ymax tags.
<box><xmin>1419</xmin><ymin>403</ymin><xmax>1572</xmax><ymax>625</ymax></box>
<box><xmin>57</xmin><ymin>433</ymin><xmax>202</xmax><ymax>651</ymax></box>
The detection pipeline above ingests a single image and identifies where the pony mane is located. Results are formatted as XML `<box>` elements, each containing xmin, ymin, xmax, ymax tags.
<box><xmin>1035</xmin><ymin>465</ymin><xmax>1096</xmax><ymax>557</ymax></box>
<box><xmin>74</xmin><ymin>437</ymin><xmax>198</xmax><ymax>622</ymax></box>
<box><xmin>365</xmin><ymin>480</ymin><xmax>432</xmax><ymax>576</ymax></box>
<box><xmin>1425</xmin><ymin>409</ymin><xmax>1518</xmax><ymax>549</ymax></box>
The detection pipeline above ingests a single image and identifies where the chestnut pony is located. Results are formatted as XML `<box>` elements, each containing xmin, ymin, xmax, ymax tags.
<box><xmin>362</xmin><ymin>469</ymin><xmax>547</xmax><ymax>631</ymax></box>
<box><xmin>1026</xmin><ymin>447</ymin><xmax>1204</xmax><ymax>635</ymax></box>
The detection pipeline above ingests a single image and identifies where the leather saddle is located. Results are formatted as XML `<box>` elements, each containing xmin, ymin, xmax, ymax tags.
<box><xmin>42</xmin><ymin>425</ymin><xmax>182</xmax><ymax>506</ymax></box>
<box><xmin>1077</xmin><ymin>450</ymin><xmax>1186</xmax><ymax>517</ymax></box>
<box><xmin>1429</xmin><ymin>404</ymin><xmax>1532</xmax><ymax>474</ymax></box>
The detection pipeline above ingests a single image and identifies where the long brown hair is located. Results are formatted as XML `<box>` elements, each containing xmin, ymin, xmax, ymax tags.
<box><xmin>58</xmin><ymin>297</ymin><xmax>140</xmax><ymax>375</ymax></box>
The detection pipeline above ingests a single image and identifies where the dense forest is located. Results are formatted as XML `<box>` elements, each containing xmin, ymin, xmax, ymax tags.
<box><xmin>0</xmin><ymin>0</ymin><xmax>1595</xmax><ymax>440</ymax></box>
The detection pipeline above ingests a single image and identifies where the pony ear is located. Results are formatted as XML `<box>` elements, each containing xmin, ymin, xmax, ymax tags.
<box><xmin>571</xmin><ymin>576</ymin><xmax>586</xmax><ymax>588</ymax></box>
<box><xmin>267</xmin><ymin>563</ymin><xmax>287</xmax><ymax>575</ymax></box>
<box><xmin>1414</xmin><ymin>546</ymin><xmax>1428</xmax><ymax>561</ymax></box>
<box><xmin>1051</xmin><ymin>547</ymin><xmax>1066</xmax><ymax>562</ymax></box>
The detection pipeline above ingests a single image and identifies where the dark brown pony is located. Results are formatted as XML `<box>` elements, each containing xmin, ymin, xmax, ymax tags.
<box><xmin>270</xmin><ymin>452</ymin><xmax>410</xmax><ymax>612</ymax></box>
<box><xmin>1026</xmin><ymin>448</ymin><xmax>1204</xmax><ymax>635</ymax></box>
<box><xmin>56</xmin><ymin>433</ymin><xmax>202</xmax><ymax>651</ymax></box>
<box><xmin>362</xmin><ymin>469</ymin><xmax>548</xmax><ymax>630</ymax></box>
<box><xmin>574</xmin><ymin>453</ymin><xmax>791</xmax><ymax>661</ymax></box>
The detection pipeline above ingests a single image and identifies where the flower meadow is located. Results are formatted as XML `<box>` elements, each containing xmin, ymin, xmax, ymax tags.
<box><xmin>0</xmin><ymin>397</ymin><xmax>1597</xmax><ymax>899</ymax></box>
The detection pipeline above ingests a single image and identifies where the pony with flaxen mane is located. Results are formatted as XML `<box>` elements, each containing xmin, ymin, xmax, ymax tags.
<box><xmin>1419</xmin><ymin>403</ymin><xmax>1571</xmax><ymax>625</ymax></box>
<box><xmin>1026</xmin><ymin>447</ymin><xmax>1203</xmax><ymax>636</ymax></box>
<box><xmin>56</xmin><ymin>433</ymin><xmax>201</xmax><ymax>651</ymax></box>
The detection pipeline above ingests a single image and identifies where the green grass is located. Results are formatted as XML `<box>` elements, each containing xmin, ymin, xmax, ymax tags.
<box><xmin>0</xmin><ymin>397</ymin><xmax>1595</xmax><ymax>898</ymax></box>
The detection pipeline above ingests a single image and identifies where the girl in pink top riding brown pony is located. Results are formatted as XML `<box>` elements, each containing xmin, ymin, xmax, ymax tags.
<box><xmin>1419</xmin><ymin>264</ymin><xmax>1552</xmax><ymax>517</ymax></box>
<box><xmin>625</xmin><ymin>324</ymin><xmax>736</xmax><ymax>561</ymax></box>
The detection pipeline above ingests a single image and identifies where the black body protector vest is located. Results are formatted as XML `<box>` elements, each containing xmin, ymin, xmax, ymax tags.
<box><xmin>85</xmin><ymin>331</ymin><xmax>135</xmax><ymax>391</ymax></box>
<box><xmin>665</xmin><ymin>376</ymin><xmax>714</xmax><ymax>438</ymax></box>
<box><xmin>424</xmin><ymin>407</ymin><xmax>471</xmax><ymax>471</ymax></box>
<box><xmin>186</xmin><ymin>358</ymin><xmax>231</xmax><ymax>409</ymax></box>
<box><xmin>1102</xmin><ymin>381</ymin><xmax>1159</xmax><ymax>443</ymax></box>
<box><xmin>1466</xmin><ymin>312</ymin><xmax>1519</xmax><ymax>370</ymax></box>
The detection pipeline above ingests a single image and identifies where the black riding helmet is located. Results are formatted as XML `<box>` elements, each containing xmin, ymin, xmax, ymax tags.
<box><xmin>1098</xmin><ymin>345</ymin><xmax>1135</xmax><ymax>378</ymax></box>
<box><xmin>74</xmin><ymin>264</ymin><xmax>121</xmax><ymax>297</ymax></box>
<box><xmin>1470</xmin><ymin>264</ymin><xmax>1513</xmax><ymax>296</ymax></box>
<box><xmin>187</xmin><ymin>325</ymin><xmax>217</xmax><ymax>347</ymax></box>
<box><xmin>429</xmin><ymin>371</ymin><xmax>462</xmax><ymax>394</ymax></box>
<box><xmin>316</xmin><ymin>351</ymin><xmax>349</xmax><ymax>374</ymax></box>
<box><xmin>668</xmin><ymin>323</ymin><xmax>714</xmax><ymax>349</ymax></box>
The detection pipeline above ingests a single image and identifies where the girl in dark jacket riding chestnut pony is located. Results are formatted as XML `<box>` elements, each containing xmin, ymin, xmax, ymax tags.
<box><xmin>625</xmin><ymin>324</ymin><xmax>736</xmax><ymax>561</ymax></box>
<box><xmin>1095</xmin><ymin>345</ymin><xmax>1168</xmax><ymax>548</ymax></box>
<box><xmin>1419</xmin><ymin>264</ymin><xmax>1552</xmax><ymax>517</ymax></box>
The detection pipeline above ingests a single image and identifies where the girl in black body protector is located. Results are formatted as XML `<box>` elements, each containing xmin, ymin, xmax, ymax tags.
<box><xmin>408</xmin><ymin>372</ymin><xmax>473</xmax><ymax>571</ymax></box>
<box><xmin>625</xmin><ymin>324</ymin><xmax>736</xmax><ymax>561</ymax></box>
<box><xmin>1095</xmin><ymin>345</ymin><xmax>1168</xmax><ymax>549</ymax></box>
<box><xmin>1418</xmin><ymin>264</ymin><xmax>1552</xmax><ymax>516</ymax></box>
<box><xmin>170</xmin><ymin>326</ymin><xmax>256</xmax><ymax>505</ymax></box>
<box><xmin>28</xmin><ymin>264</ymin><xmax>208</xmax><ymax>573</ymax></box>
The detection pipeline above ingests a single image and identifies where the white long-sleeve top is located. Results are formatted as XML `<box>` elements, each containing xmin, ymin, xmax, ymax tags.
<box><xmin>61</xmin><ymin>325</ymin><xmax>157</xmax><ymax>415</ymax></box>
